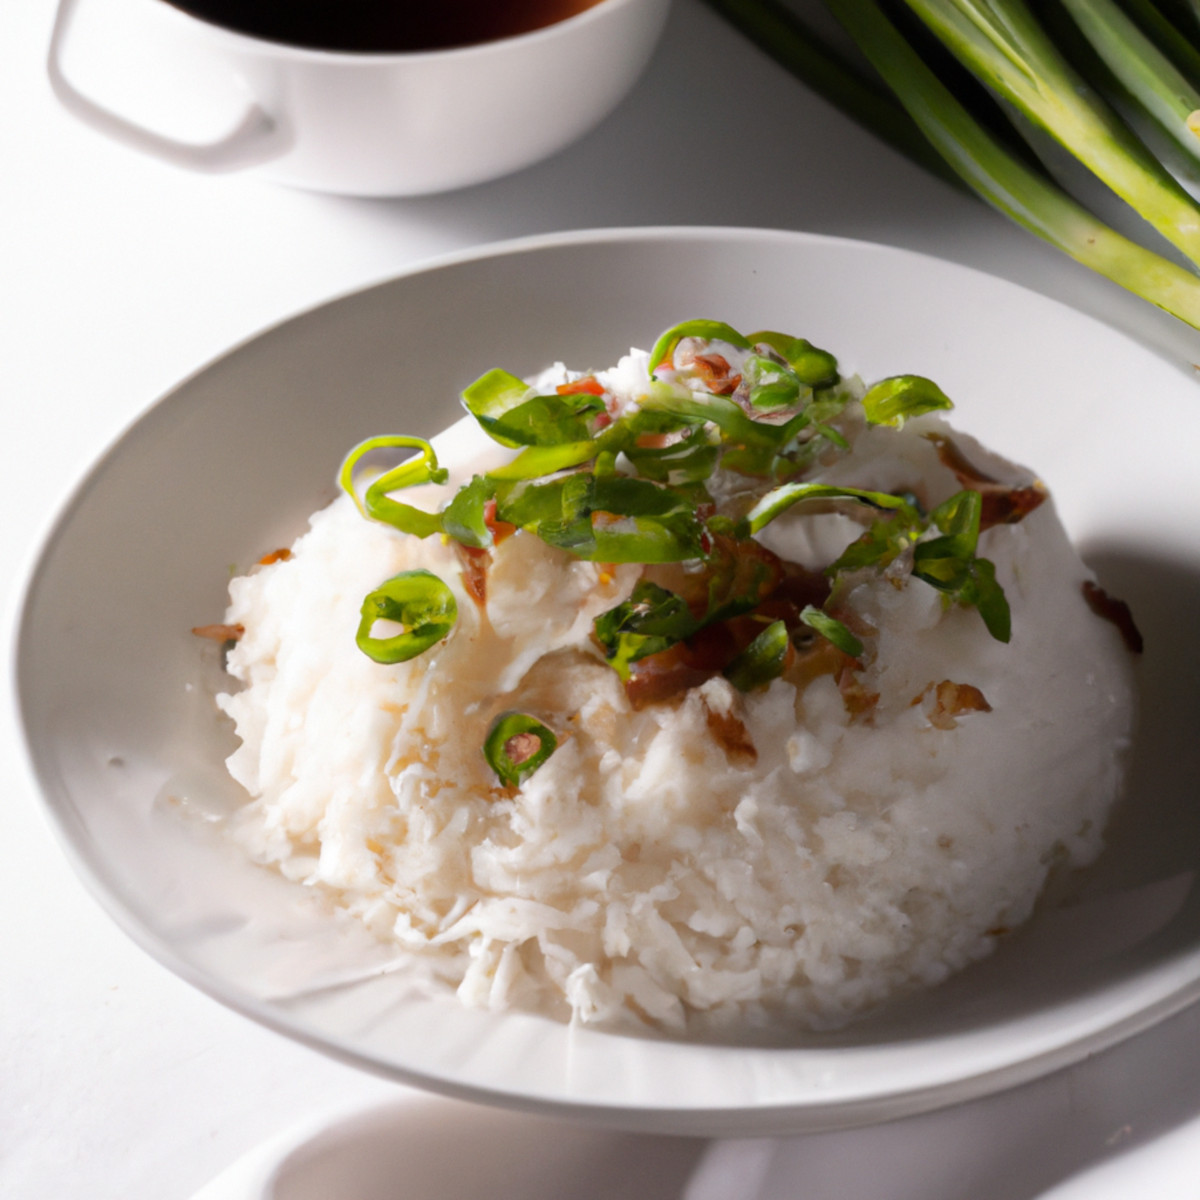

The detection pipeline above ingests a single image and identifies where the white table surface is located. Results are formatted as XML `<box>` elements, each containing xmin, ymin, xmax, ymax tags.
<box><xmin>6</xmin><ymin>1</ymin><xmax>1200</xmax><ymax>1196</ymax></box>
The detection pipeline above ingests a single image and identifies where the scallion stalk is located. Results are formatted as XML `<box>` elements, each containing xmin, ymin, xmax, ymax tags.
<box><xmin>832</xmin><ymin>0</ymin><xmax>1200</xmax><ymax>328</ymax></box>
<box><xmin>1054</xmin><ymin>0</ymin><xmax>1200</xmax><ymax>165</ymax></box>
<box><xmin>904</xmin><ymin>0</ymin><xmax>1200</xmax><ymax>266</ymax></box>
<box><xmin>701</xmin><ymin>0</ymin><xmax>1200</xmax><ymax>333</ymax></box>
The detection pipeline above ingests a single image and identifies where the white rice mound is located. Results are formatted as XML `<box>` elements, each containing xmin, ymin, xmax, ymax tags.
<box><xmin>218</xmin><ymin>352</ymin><xmax>1136</xmax><ymax>1035</ymax></box>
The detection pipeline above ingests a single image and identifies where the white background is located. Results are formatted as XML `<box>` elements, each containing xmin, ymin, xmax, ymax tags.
<box><xmin>5</xmin><ymin>0</ymin><xmax>1200</xmax><ymax>1195</ymax></box>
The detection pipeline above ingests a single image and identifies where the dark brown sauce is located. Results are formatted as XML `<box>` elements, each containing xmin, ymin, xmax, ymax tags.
<box><xmin>161</xmin><ymin>0</ymin><xmax>607</xmax><ymax>52</ymax></box>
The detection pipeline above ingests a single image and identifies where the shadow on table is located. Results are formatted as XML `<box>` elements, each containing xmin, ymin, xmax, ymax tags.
<box><xmin>687</xmin><ymin>989</ymin><xmax>1200</xmax><ymax>1200</ymax></box>
<box><xmin>268</xmin><ymin>1096</ymin><xmax>705</xmax><ymax>1200</ymax></box>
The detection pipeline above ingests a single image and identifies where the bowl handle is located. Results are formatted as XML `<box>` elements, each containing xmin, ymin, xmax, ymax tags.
<box><xmin>47</xmin><ymin>0</ymin><xmax>289</xmax><ymax>173</ymax></box>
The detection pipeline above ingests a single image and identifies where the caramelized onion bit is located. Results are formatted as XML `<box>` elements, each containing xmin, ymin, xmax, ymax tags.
<box><xmin>925</xmin><ymin>432</ymin><xmax>1047</xmax><ymax>530</ymax></box>
<box><xmin>914</xmin><ymin>679</ymin><xmax>992</xmax><ymax>729</ymax></box>
<box><xmin>691</xmin><ymin>353</ymin><xmax>742</xmax><ymax>396</ymax></box>
<box><xmin>625</xmin><ymin>643</ymin><xmax>716</xmax><ymax>710</ymax></box>
<box><xmin>704</xmin><ymin>703</ymin><xmax>758</xmax><ymax>764</ymax></box>
<box><xmin>454</xmin><ymin>543</ymin><xmax>490</xmax><ymax>606</ymax></box>
<box><xmin>1081</xmin><ymin>580</ymin><xmax>1143</xmax><ymax>653</ymax></box>
<box><xmin>192</xmin><ymin>622</ymin><xmax>244</xmax><ymax>642</ymax></box>
<box><xmin>838</xmin><ymin>664</ymin><xmax>880</xmax><ymax>720</ymax></box>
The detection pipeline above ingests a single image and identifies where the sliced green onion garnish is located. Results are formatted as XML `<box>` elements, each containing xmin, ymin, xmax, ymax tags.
<box><xmin>476</xmin><ymin>391</ymin><xmax>606</xmax><ymax>448</ymax></box>
<box><xmin>799</xmin><ymin>605</ymin><xmax>864</xmax><ymax>657</ymax></box>
<box><xmin>910</xmin><ymin>490</ymin><xmax>1011</xmax><ymax>642</ymax></box>
<box><xmin>461</xmin><ymin>369</ymin><xmax>533</xmax><ymax>445</ymax></box>
<box><xmin>912</xmin><ymin>488</ymin><xmax>982</xmax><ymax>585</ymax></box>
<box><xmin>967</xmin><ymin>558</ymin><xmax>1012</xmax><ymax>644</ymax></box>
<box><xmin>339</xmin><ymin>435</ymin><xmax>448</xmax><ymax>539</ymax></box>
<box><xmin>812</xmin><ymin>422</ymin><xmax>850</xmax><ymax>450</ymax></box>
<box><xmin>861</xmin><ymin>375</ymin><xmax>955</xmax><ymax>427</ymax></box>
<box><xmin>640</xmin><ymin>383</ymin><xmax>784</xmax><ymax>447</ymax></box>
<box><xmin>724</xmin><ymin>620</ymin><xmax>791</xmax><ymax>691</ymax></box>
<box><xmin>738</xmin><ymin>482</ymin><xmax>917</xmax><ymax>537</ymax></box>
<box><xmin>622</xmin><ymin>427</ymin><xmax>721</xmax><ymax>484</ymax></box>
<box><xmin>343</xmin><ymin>322</ymin><xmax>1016</xmax><ymax>682</ymax></box>
<box><xmin>648</xmin><ymin>320</ymin><xmax>754</xmax><ymax>375</ymax></box>
<box><xmin>355</xmin><ymin>570</ymin><xmax>458</xmax><ymax>664</ymax></box>
<box><xmin>747</xmin><ymin>331</ymin><xmax>840</xmax><ymax>387</ymax></box>
<box><xmin>483</xmin><ymin>713</ymin><xmax>558</xmax><ymax>787</ymax></box>
<box><xmin>462</xmin><ymin>367</ymin><xmax>604</xmax><ymax>448</ymax></box>
<box><xmin>485</xmin><ymin>440</ymin><xmax>600</xmax><ymax>481</ymax></box>
<box><xmin>441</xmin><ymin>474</ymin><xmax>495</xmax><ymax>549</ymax></box>
<box><xmin>593</xmin><ymin>581</ymin><xmax>701</xmax><ymax>679</ymax></box>
<box><xmin>742</xmin><ymin>352</ymin><xmax>807</xmax><ymax>411</ymax></box>
<box><xmin>497</xmin><ymin>474</ymin><xmax>709</xmax><ymax>563</ymax></box>
<box><xmin>828</xmin><ymin>509</ymin><xmax>922</xmax><ymax>574</ymax></box>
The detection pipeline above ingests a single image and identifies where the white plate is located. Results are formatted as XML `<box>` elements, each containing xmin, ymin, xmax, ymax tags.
<box><xmin>14</xmin><ymin>227</ymin><xmax>1200</xmax><ymax>1135</ymax></box>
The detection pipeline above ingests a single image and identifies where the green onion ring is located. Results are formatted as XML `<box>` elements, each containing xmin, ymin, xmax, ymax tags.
<box><xmin>355</xmin><ymin>569</ymin><xmax>457</xmax><ymax>664</ymax></box>
<box><xmin>483</xmin><ymin>713</ymin><xmax>558</xmax><ymax>787</ymax></box>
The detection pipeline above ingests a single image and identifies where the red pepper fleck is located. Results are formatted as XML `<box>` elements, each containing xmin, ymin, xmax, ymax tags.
<box><xmin>691</xmin><ymin>353</ymin><xmax>742</xmax><ymax>396</ymax></box>
<box><xmin>556</xmin><ymin>376</ymin><xmax>607</xmax><ymax>396</ymax></box>
<box><xmin>482</xmin><ymin>498</ymin><xmax>517</xmax><ymax>544</ymax></box>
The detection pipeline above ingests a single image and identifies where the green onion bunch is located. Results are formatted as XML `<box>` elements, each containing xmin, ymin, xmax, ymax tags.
<box><xmin>701</xmin><ymin>0</ymin><xmax>1200</xmax><ymax>332</ymax></box>
<box><xmin>340</xmin><ymin>320</ymin><xmax>1029</xmax><ymax>786</ymax></box>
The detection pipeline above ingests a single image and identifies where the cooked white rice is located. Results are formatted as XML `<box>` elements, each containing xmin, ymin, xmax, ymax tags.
<box><xmin>217</xmin><ymin>349</ymin><xmax>1135</xmax><ymax>1034</ymax></box>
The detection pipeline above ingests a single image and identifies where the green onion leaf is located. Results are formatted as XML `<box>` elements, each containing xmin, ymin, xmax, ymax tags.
<box><xmin>912</xmin><ymin>488</ymin><xmax>983</xmax><ymax>586</ymax></box>
<box><xmin>749</xmin><ymin>379</ymin><xmax>804</xmax><ymax>411</ymax></box>
<box><xmin>623</xmin><ymin>427</ymin><xmax>721</xmax><ymax>484</ymax></box>
<box><xmin>724</xmin><ymin>619</ymin><xmax>791</xmax><ymax>690</ymax></box>
<box><xmin>967</xmin><ymin>557</ymin><xmax>1012</xmax><ymax>643</ymax></box>
<box><xmin>462</xmin><ymin>369</ymin><xmax>605</xmax><ymax>448</ymax></box>
<box><xmin>498</xmin><ymin>474</ymin><xmax>709</xmax><ymax>563</ymax></box>
<box><xmin>648</xmin><ymin>320</ymin><xmax>754</xmax><ymax>375</ymax></box>
<box><xmin>799</xmin><ymin>605</ymin><xmax>865</xmax><ymax>657</ymax></box>
<box><xmin>485</xmin><ymin>440</ymin><xmax>600</xmax><ymax>481</ymax></box>
<box><xmin>483</xmin><ymin>712</ymin><xmax>558</xmax><ymax>787</ymax></box>
<box><xmin>812</xmin><ymin>422</ymin><xmax>850</xmax><ymax>450</ymax></box>
<box><xmin>479</xmin><ymin>391</ymin><xmax>606</xmax><ymax>447</ymax></box>
<box><xmin>441</xmin><ymin>474</ymin><xmax>495</xmax><ymax>549</ymax></box>
<box><xmin>640</xmin><ymin>383</ymin><xmax>786</xmax><ymax>447</ymax></box>
<box><xmin>828</xmin><ymin>509</ymin><xmax>922</xmax><ymax>573</ymax></box>
<box><xmin>742</xmin><ymin>352</ymin><xmax>807</xmax><ymax>411</ymax></box>
<box><xmin>593</xmin><ymin>581</ymin><xmax>701</xmax><ymax>679</ymax></box>
<box><xmin>861</xmin><ymin>375</ymin><xmax>955</xmax><ymax>427</ymax></box>
<box><xmin>738</xmin><ymin>482</ymin><xmax>917</xmax><ymax>537</ymax></box>
<box><xmin>909</xmin><ymin>489</ymin><xmax>1011</xmax><ymax>641</ymax></box>
<box><xmin>747</xmin><ymin>331</ymin><xmax>840</xmax><ymax>387</ymax></box>
<box><xmin>461</xmin><ymin>369</ymin><xmax>533</xmax><ymax>445</ymax></box>
<box><xmin>355</xmin><ymin>570</ymin><xmax>457</xmax><ymax>664</ymax></box>
<box><xmin>339</xmin><ymin>435</ymin><xmax>448</xmax><ymax>539</ymax></box>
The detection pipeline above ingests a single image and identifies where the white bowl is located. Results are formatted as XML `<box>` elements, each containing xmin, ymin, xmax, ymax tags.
<box><xmin>15</xmin><ymin>228</ymin><xmax>1200</xmax><ymax>1135</ymax></box>
<box><xmin>47</xmin><ymin>0</ymin><xmax>670</xmax><ymax>195</ymax></box>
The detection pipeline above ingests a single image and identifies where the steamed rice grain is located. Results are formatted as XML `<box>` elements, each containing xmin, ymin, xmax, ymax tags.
<box><xmin>216</xmin><ymin>347</ymin><xmax>1135</xmax><ymax>1034</ymax></box>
